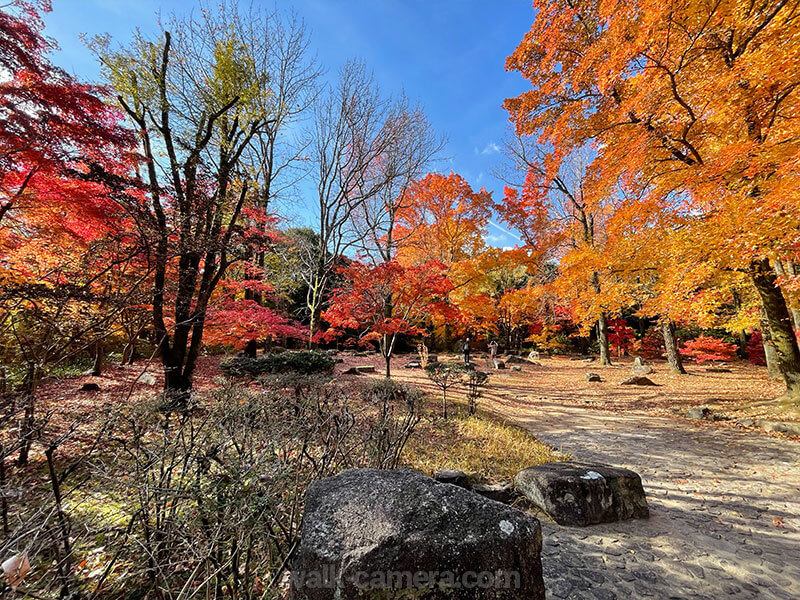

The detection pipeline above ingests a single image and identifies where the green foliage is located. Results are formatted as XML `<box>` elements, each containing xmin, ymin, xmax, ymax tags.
<box><xmin>220</xmin><ymin>350</ymin><xmax>335</xmax><ymax>377</ymax></box>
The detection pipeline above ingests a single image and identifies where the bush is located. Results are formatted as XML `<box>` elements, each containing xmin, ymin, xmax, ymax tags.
<box><xmin>220</xmin><ymin>350</ymin><xmax>335</xmax><ymax>377</ymax></box>
<box><xmin>425</xmin><ymin>361</ymin><xmax>471</xmax><ymax>419</ymax></box>
<box><xmin>680</xmin><ymin>335</ymin><xmax>738</xmax><ymax>363</ymax></box>
<box><xmin>2</xmin><ymin>376</ymin><xmax>423</xmax><ymax>599</ymax></box>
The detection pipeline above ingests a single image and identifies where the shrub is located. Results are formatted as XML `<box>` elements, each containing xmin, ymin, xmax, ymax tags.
<box><xmin>361</xmin><ymin>378</ymin><xmax>423</xmax><ymax>468</ymax></box>
<box><xmin>680</xmin><ymin>335</ymin><xmax>738</xmax><ymax>363</ymax></box>
<box><xmin>466</xmin><ymin>370</ymin><xmax>489</xmax><ymax>415</ymax></box>
<box><xmin>220</xmin><ymin>350</ymin><xmax>335</xmax><ymax>377</ymax></box>
<box><xmin>746</xmin><ymin>330</ymin><xmax>767</xmax><ymax>365</ymax></box>
<box><xmin>425</xmin><ymin>361</ymin><xmax>471</xmax><ymax>419</ymax></box>
<box><xmin>634</xmin><ymin>327</ymin><xmax>666</xmax><ymax>360</ymax></box>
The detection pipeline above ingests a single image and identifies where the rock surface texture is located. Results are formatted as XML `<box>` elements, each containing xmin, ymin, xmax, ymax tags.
<box><xmin>291</xmin><ymin>468</ymin><xmax>545</xmax><ymax>599</ymax></box>
<box><xmin>515</xmin><ymin>462</ymin><xmax>649</xmax><ymax>526</ymax></box>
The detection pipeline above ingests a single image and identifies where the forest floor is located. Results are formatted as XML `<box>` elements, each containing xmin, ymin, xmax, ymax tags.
<box><xmin>357</xmin><ymin>352</ymin><xmax>800</xmax><ymax>599</ymax></box>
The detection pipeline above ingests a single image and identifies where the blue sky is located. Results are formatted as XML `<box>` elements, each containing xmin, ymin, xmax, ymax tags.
<box><xmin>43</xmin><ymin>0</ymin><xmax>534</xmax><ymax>247</ymax></box>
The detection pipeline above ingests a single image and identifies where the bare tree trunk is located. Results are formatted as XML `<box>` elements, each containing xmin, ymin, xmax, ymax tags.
<box><xmin>751</xmin><ymin>259</ymin><xmax>800</xmax><ymax>403</ymax></box>
<box><xmin>661</xmin><ymin>319</ymin><xmax>686</xmax><ymax>374</ymax></box>
<box><xmin>597</xmin><ymin>313</ymin><xmax>611</xmax><ymax>366</ymax></box>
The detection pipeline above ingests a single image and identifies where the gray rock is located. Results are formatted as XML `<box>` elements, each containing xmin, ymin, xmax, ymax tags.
<box><xmin>433</xmin><ymin>468</ymin><xmax>469</xmax><ymax>488</ymax></box>
<box><xmin>291</xmin><ymin>468</ymin><xmax>545</xmax><ymax>599</ymax></box>
<box><xmin>505</xmin><ymin>355</ymin><xmax>527</xmax><ymax>364</ymax></box>
<box><xmin>471</xmin><ymin>481</ymin><xmax>518</xmax><ymax>504</ymax></box>
<box><xmin>427</xmin><ymin>354</ymin><xmax>439</xmax><ymax>364</ymax></box>
<box><xmin>736</xmin><ymin>418</ymin><xmax>756</xmax><ymax>427</ymax></box>
<box><xmin>706</xmin><ymin>367</ymin><xmax>732</xmax><ymax>373</ymax></box>
<box><xmin>528</xmin><ymin>350</ymin><xmax>540</xmax><ymax>362</ymax></box>
<box><xmin>632</xmin><ymin>356</ymin><xmax>654</xmax><ymax>375</ymax></box>
<box><xmin>404</xmin><ymin>361</ymin><xmax>421</xmax><ymax>369</ymax></box>
<box><xmin>515</xmin><ymin>461</ymin><xmax>649</xmax><ymax>526</ymax></box>
<box><xmin>757</xmin><ymin>420</ymin><xmax>800</xmax><ymax>436</ymax></box>
<box><xmin>136</xmin><ymin>372</ymin><xmax>157</xmax><ymax>386</ymax></box>
<box><xmin>494</xmin><ymin>360</ymin><xmax>506</xmax><ymax>370</ymax></box>
<box><xmin>620</xmin><ymin>375</ymin><xmax>656</xmax><ymax>386</ymax></box>
<box><xmin>686</xmin><ymin>407</ymin><xmax>713</xmax><ymax>420</ymax></box>
<box><xmin>511</xmin><ymin>366</ymin><xmax>522</xmax><ymax>372</ymax></box>
<box><xmin>586</xmin><ymin>372</ymin><xmax>602</xmax><ymax>382</ymax></box>
<box><xmin>79</xmin><ymin>382</ymin><xmax>100</xmax><ymax>392</ymax></box>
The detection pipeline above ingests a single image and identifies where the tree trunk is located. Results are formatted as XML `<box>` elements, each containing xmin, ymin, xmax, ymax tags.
<box><xmin>661</xmin><ymin>320</ymin><xmax>686</xmax><ymax>374</ymax></box>
<box><xmin>91</xmin><ymin>341</ymin><xmax>104</xmax><ymax>376</ymax></box>
<box><xmin>384</xmin><ymin>348</ymin><xmax>391</xmax><ymax>379</ymax></box>
<box><xmin>773</xmin><ymin>260</ymin><xmax>800</xmax><ymax>331</ymax></box>
<box><xmin>597</xmin><ymin>313</ymin><xmax>611</xmax><ymax>366</ymax></box>
<box><xmin>751</xmin><ymin>258</ymin><xmax>800</xmax><ymax>402</ymax></box>
<box><xmin>163</xmin><ymin>362</ymin><xmax>192</xmax><ymax>410</ymax></box>
<box><xmin>760</xmin><ymin>308</ymin><xmax>783</xmax><ymax>380</ymax></box>
<box><xmin>17</xmin><ymin>363</ymin><xmax>39</xmax><ymax>466</ymax></box>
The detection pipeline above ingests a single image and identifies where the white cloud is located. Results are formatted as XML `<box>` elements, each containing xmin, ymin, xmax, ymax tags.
<box><xmin>481</xmin><ymin>142</ymin><xmax>501</xmax><ymax>155</ymax></box>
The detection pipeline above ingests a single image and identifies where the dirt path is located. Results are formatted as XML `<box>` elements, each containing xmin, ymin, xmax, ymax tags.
<box><xmin>501</xmin><ymin>398</ymin><xmax>800</xmax><ymax>600</ymax></box>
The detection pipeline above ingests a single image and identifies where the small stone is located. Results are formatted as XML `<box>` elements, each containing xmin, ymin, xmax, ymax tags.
<box><xmin>433</xmin><ymin>468</ymin><xmax>469</xmax><ymax>488</ymax></box>
<box><xmin>344</xmin><ymin>365</ymin><xmax>375</xmax><ymax>375</ymax></box>
<box><xmin>686</xmin><ymin>406</ymin><xmax>712</xmax><ymax>420</ymax></box>
<box><xmin>511</xmin><ymin>365</ymin><xmax>522</xmax><ymax>372</ymax></box>
<box><xmin>79</xmin><ymin>382</ymin><xmax>100</xmax><ymax>392</ymax></box>
<box><xmin>404</xmin><ymin>361</ymin><xmax>421</xmax><ymax>369</ymax></box>
<box><xmin>471</xmin><ymin>481</ymin><xmax>518</xmax><ymax>504</ymax></box>
<box><xmin>495</xmin><ymin>360</ymin><xmax>506</xmax><ymax>369</ymax></box>
<box><xmin>620</xmin><ymin>375</ymin><xmax>656</xmax><ymax>386</ymax></box>
<box><xmin>136</xmin><ymin>372</ymin><xmax>156</xmax><ymax>386</ymax></box>
<box><xmin>586</xmin><ymin>372</ymin><xmax>602</xmax><ymax>382</ymax></box>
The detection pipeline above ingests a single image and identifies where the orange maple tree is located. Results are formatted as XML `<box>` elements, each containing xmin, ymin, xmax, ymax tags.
<box><xmin>505</xmin><ymin>0</ymin><xmax>800</xmax><ymax>402</ymax></box>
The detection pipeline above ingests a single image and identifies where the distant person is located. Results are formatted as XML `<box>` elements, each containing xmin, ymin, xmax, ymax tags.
<box><xmin>488</xmin><ymin>340</ymin><xmax>498</xmax><ymax>361</ymax></box>
<box><xmin>463</xmin><ymin>337</ymin><xmax>471</xmax><ymax>364</ymax></box>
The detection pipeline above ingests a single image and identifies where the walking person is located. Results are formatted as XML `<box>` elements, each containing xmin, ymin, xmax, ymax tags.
<box><xmin>488</xmin><ymin>340</ymin><xmax>498</xmax><ymax>362</ymax></box>
<box><xmin>462</xmin><ymin>337</ymin><xmax>471</xmax><ymax>365</ymax></box>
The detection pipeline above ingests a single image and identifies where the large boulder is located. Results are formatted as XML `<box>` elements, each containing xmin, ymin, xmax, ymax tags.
<box><xmin>291</xmin><ymin>469</ymin><xmax>545</xmax><ymax>599</ymax></box>
<box><xmin>515</xmin><ymin>462</ymin><xmax>649</xmax><ymax>526</ymax></box>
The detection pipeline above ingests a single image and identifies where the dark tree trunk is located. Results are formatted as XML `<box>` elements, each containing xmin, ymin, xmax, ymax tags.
<box><xmin>91</xmin><ymin>341</ymin><xmax>103</xmax><ymax>377</ymax></box>
<box><xmin>751</xmin><ymin>259</ymin><xmax>800</xmax><ymax>402</ymax></box>
<box><xmin>597</xmin><ymin>313</ymin><xmax>611</xmax><ymax>366</ymax></box>
<box><xmin>760</xmin><ymin>309</ymin><xmax>783</xmax><ymax>380</ymax></box>
<box><xmin>661</xmin><ymin>320</ymin><xmax>686</xmax><ymax>374</ymax></box>
<box><xmin>17</xmin><ymin>363</ymin><xmax>39</xmax><ymax>466</ymax></box>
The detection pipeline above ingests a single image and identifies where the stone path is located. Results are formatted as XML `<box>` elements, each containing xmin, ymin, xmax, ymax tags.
<box><xmin>506</xmin><ymin>399</ymin><xmax>800</xmax><ymax>600</ymax></box>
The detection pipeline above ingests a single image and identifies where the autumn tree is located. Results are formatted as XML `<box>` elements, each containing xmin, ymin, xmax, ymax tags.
<box><xmin>506</xmin><ymin>0</ymin><xmax>800</xmax><ymax>402</ymax></box>
<box><xmin>93</xmin><ymin>6</ymin><xmax>316</xmax><ymax>402</ymax></box>
<box><xmin>323</xmin><ymin>260</ymin><xmax>454</xmax><ymax>377</ymax></box>
<box><xmin>304</xmin><ymin>62</ymin><xmax>439</xmax><ymax>342</ymax></box>
<box><xmin>498</xmin><ymin>144</ymin><xmax>622</xmax><ymax>364</ymax></box>
<box><xmin>0</xmin><ymin>1</ymin><xmax>132</xmax><ymax>240</ymax></box>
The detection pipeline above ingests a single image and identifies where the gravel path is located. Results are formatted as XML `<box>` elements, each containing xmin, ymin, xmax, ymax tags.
<box><xmin>507</xmin><ymin>399</ymin><xmax>800</xmax><ymax>600</ymax></box>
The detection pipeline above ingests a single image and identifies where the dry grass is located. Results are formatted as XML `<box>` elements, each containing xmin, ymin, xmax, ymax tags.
<box><xmin>403</xmin><ymin>413</ymin><xmax>566</xmax><ymax>481</ymax></box>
